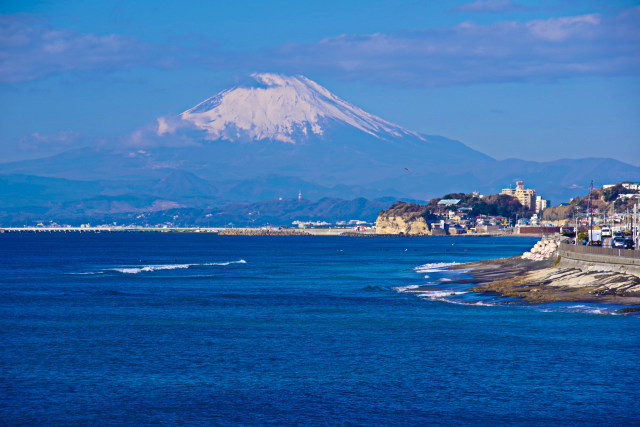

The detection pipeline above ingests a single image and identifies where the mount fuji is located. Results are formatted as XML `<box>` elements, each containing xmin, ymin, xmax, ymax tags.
<box><xmin>148</xmin><ymin>72</ymin><xmax>495</xmax><ymax>190</ymax></box>
<box><xmin>174</xmin><ymin>73</ymin><xmax>423</xmax><ymax>143</ymax></box>
<box><xmin>1</xmin><ymin>73</ymin><xmax>639</xmax><ymax>224</ymax></box>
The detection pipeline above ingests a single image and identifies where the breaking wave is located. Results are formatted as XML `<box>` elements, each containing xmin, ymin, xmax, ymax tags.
<box><xmin>414</xmin><ymin>262</ymin><xmax>458</xmax><ymax>274</ymax></box>
<box><xmin>394</xmin><ymin>285</ymin><xmax>421</xmax><ymax>293</ymax></box>
<box><xmin>67</xmin><ymin>260</ymin><xmax>249</xmax><ymax>275</ymax></box>
<box><xmin>417</xmin><ymin>290</ymin><xmax>467</xmax><ymax>299</ymax></box>
<box><xmin>536</xmin><ymin>304</ymin><xmax>615</xmax><ymax>315</ymax></box>
<box><xmin>204</xmin><ymin>260</ymin><xmax>247</xmax><ymax>266</ymax></box>
<box><xmin>112</xmin><ymin>264</ymin><xmax>191</xmax><ymax>274</ymax></box>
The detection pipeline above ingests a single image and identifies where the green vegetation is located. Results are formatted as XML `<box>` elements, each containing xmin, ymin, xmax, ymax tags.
<box><xmin>542</xmin><ymin>182</ymin><xmax>639</xmax><ymax>221</ymax></box>
<box><xmin>378</xmin><ymin>192</ymin><xmax>531</xmax><ymax>224</ymax></box>
<box><xmin>425</xmin><ymin>193</ymin><xmax>529</xmax><ymax>218</ymax></box>
<box><xmin>379</xmin><ymin>201</ymin><xmax>432</xmax><ymax>220</ymax></box>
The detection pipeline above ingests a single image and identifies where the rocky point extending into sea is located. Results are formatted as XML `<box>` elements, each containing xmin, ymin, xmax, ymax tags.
<box><xmin>449</xmin><ymin>238</ymin><xmax>640</xmax><ymax>313</ymax></box>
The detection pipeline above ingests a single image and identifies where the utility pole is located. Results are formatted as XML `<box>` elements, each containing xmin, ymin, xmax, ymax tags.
<box><xmin>575</xmin><ymin>208</ymin><xmax>579</xmax><ymax>246</ymax></box>
<box><xmin>587</xmin><ymin>180</ymin><xmax>594</xmax><ymax>245</ymax></box>
<box><xmin>624</xmin><ymin>207</ymin><xmax>629</xmax><ymax>244</ymax></box>
<box><xmin>631</xmin><ymin>198</ymin><xmax>640</xmax><ymax>250</ymax></box>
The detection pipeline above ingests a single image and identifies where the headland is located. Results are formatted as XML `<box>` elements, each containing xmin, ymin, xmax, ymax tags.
<box><xmin>451</xmin><ymin>241</ymin><xmax>640</xmax><ymax>311</ymax></box>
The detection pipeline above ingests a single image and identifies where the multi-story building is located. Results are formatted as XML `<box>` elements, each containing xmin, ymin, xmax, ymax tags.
<box><xmin>501</xmin><ymin>181</ymin><xmax>536</xmax><ymax>210</ymax></box>
<box><xmin>535</xmin><ymin>196</ymin><xmax>549</xmax><ymax>213</ymax></box>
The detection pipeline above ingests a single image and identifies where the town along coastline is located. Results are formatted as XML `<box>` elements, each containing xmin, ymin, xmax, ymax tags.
<box><xmin>375</xmin><ymin>195</ymin><xmax>536</xmax><ymax>237</ymax></box>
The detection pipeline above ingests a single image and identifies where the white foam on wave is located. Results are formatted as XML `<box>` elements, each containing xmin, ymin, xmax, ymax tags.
<box><xmin>417</xmin><ymin>290</ymin><xmax>467</xmax><ymax>299</ymax></box>
<box><xmin>111</xmin><ymin>259</ymin><xmax>247</xmax><ymax>274</ymax></box>
<box><xmin>204</xmin><ymin>259</ymin><xmax>247</xmax><ymax>266</ymax></box>
<box><xmin>432</xmin><ymin>298</ymin><xmax>494</xmax><ymax>307</ymax></box>
<box><xmin>537</xmin><ymin>305</ymin><xmax>614</xmax><ymax>315</ymax></box>
<box><xmin>472</xmin><ymin>301</ymin><xmax>498</xmax><ymax>306</ymax></box>
<box><xmin>394</xmin><ymin>285</ymin><xmax>421</xmax><ymax>293</ymax></box>
<box><xmin>67</xmin><ymin>271</ymin><xmax>104</xmax><ymax>275</ymax></box>
<box><xmin>113</xmin><ymin>264</ymin><xmax>192</xmax><ymax>274</ymax></box>
<box><xmin>436</xmin><ymin>299</ymin><xmax>499</xmax><ymax>307</ymax></box>
<box><xmin>71</xmin><ymin>260</ymin><xmax>249</xmax><ymax>276</ymax></box>
<box><xmin>414</xmin><ymin>262</ymin><xmax>458</xmax><ymax>274</ymax></box>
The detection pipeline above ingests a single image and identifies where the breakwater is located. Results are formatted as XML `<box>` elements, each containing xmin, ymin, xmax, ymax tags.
<box><xmin>219</xmin><ymin>229</ymin><xmax>311</xmax><ymax>236</ymax></box>
<box><xmin>0</xmin><ymin>226</ymin><xmax>220</xmax><ymax>233</ymax></box>
<box><xmin>0</xmin><ymin>226</ymin><xmax>379</xmax><ymax>236</ymax></box>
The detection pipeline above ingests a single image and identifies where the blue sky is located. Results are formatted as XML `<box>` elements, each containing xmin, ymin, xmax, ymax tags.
<box><xmin>1</xmin><ymin>0</ymin><xmax>639</xmax><ymax>164</ymax></box>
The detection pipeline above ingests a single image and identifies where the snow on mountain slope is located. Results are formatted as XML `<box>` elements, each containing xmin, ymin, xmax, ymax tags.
<box><xmin>177</xmin><ymin>73</ymin><xmax>423</xmax><ymax>143</ymax></box>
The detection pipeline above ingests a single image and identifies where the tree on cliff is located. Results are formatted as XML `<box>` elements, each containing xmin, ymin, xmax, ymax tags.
<box><xmin>379</xmin><ymin>201</ymin><xmax>432</xmax><ymax>220</ymax></box>
<box><xmin>542</xmin><ymin>182</ymin><xmax>638</xmax><ymax>221</ymax></box>
<box><xmin>425</xmin><ymin>193</ymin><xmax>528</xmax><ymax>218</ymax></box>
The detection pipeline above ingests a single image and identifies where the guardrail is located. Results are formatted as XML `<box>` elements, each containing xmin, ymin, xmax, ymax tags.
<box><xmin>559</xmin><ymin>242</ymin><xmax>639</xmax><ymax>259</ymax></box>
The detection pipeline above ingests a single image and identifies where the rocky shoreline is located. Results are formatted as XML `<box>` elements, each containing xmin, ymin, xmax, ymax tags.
<box><xmin>449</xmin><ymin>255</ymin><xmax>640</xmax><ymax>310</ymax></box>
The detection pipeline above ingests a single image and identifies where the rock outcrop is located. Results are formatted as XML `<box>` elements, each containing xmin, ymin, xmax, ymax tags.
<box><xmin>471</xmin><ymin>261</ymin><xmax>640</xmax><ymax>303</ymax></box>
<box><xmin>456</xmin><ymin>256</ymin><xmax>640</xmax><ymax>305</ymax></box>
<box><xmin>375</xmin><ymin>202</ymin><xmax>432</xmax><ymax>235</ymax></box>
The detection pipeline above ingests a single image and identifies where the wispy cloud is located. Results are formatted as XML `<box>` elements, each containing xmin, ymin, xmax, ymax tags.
<box><xmin>453</xmin><ymin>0</ymin><xmax>528</xmax><ymax>13</ymax></box>
<box><xmin>0</xmin><ymin>14</ymin><xmax>155</xmax><ymax>83</ymax></box>
<box><xmin>248</xmin><ymin>6</ymin><xmax>640</xmax><ymax>87</ymax></box>
<box><xmin>18</xmin><ymin>130</ymin><xmax>83</xmax><ymax>151</ymax></box>
<box><xmin>4</xmin><ymin>7</ymin><xmax>640</xmax><ymax>89</ymax></box>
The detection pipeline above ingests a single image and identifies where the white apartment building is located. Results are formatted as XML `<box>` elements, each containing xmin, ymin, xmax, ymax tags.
<box><xmin>502</xmin><ymin>181</ymin><xmax>536</xmax><ymax>210</ymax></box>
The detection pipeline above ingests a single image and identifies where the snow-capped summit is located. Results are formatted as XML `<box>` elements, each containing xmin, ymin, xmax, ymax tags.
<box><xmin>177</xmin><ymin>73</ymin><xmax>422</xmax><ymax>143</ymax></box>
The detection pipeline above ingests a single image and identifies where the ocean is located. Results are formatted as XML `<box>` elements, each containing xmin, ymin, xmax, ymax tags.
<box><xmin>1</xmin><ymin>234</ymin><xmax>638</xmax><ymax>425</ymax></box>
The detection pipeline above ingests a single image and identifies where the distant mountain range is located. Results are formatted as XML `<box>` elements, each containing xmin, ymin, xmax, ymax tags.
<box><xmin>0</xmin><ymin>191</ymin><xmax>393</xmax><ymax>228</ymax></box>
<box><xmin>1</xmin><ymin>73</ymin><xmax>638</xmax><ymax>226</ymax></box>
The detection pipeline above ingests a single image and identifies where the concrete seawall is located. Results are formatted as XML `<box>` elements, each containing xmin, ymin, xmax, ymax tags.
<box><xmin>558</xmin><ymin>243</ymin><xmax>640</xmax><ymax>277</ymax></box>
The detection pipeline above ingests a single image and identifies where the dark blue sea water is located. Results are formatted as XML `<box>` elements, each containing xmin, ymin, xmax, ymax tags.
<box><xmin>1</xmin><ymin>234</ymin><xmax>639</xmax><ymax>425</ymax></box>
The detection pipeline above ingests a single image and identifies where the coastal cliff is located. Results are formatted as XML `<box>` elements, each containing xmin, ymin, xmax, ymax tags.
<box><xmin>375</xmin><ymin>202</ymin><xmax>431</xmax><ymax>235</ymax></box>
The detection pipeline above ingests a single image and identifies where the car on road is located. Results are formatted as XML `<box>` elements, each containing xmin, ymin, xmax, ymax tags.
<box><xmin>613</xmin><ymin>236</ymin><xmax>626</xmax><ymax>248</ymax></box>
<box><xmin>624</xmin><ymin>238</ymin><xmax>635</xmax><ymax>250</ymax></box>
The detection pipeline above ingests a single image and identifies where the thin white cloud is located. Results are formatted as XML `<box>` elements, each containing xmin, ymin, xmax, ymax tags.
<box><xmin>453</xmin><ymin>0</ymin><xmax>527</xmax><ymax>13</ymax></box>
<box><xmin>0</xmin><ymin>14</ymin><xmax>152</xmax><ymax>83</ymax></box>
<box><xmin>4</xmin><ymin>7</ymin><xmax>640</xmax><ymax>89</ymax></box>
<box><xmin>526</xmin><ymin>14</ymin><xmax>601</xmax><ymax>41</ymax></box>
<box><xmin>18</xmin><ymin>130</ymin><xmax>83</xmax><ymax>151</ymax></box>
<box><xmin>251</xmin><ymin>7</ymin><xmax>640</xmax><ymax>87</ymax></box>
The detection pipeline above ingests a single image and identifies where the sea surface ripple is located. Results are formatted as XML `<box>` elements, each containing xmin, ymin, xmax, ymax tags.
<box><xmin>1</xmin><ymin>234</ymin><xmax>638</xmax><ymax>425</ymax></box>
